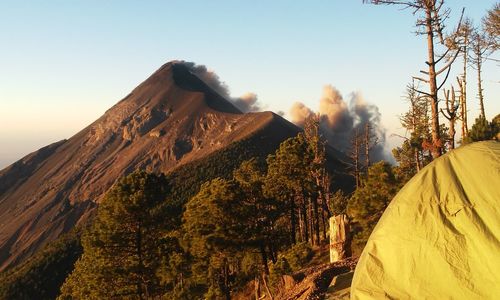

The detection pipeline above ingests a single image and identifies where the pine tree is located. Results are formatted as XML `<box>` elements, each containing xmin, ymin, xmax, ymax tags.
<box><xmin>347</xmin><ymin>162</ymin><xmax>399</xmax><ymax>254</ymax></box>
<box><xmin>182</xmin><ymin>178</ymin><xmax>241</xmax><ymax>300</ymax></box>
<box><xmin>303</xmin><ymin>114</ymin><xmax>331</xmax><ymax>242</ymax></box>
<box><xmin>58</xmin><ymin>171</ymin><xmax>169</xmax><ymax>299</ymax></box>
<box><xmin>264</xmin><ymin>135</ymin><xmax>315</xmax><ymax>245</ymax></box>
<box><xmin>462</xmin><ymin>115</ymin><xmax>497</xmax><ymax>144</ymax></box>
<box><xmin>233</xmin><ymin>159</ymin><xmax>286</xmax><ymax>272</ymax></box>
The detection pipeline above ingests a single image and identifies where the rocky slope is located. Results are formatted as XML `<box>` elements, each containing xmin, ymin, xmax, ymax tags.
<box><xmin>0</xmin><ymin>61</ymin><xmax>302</xmax><ymax>271</ymax></box>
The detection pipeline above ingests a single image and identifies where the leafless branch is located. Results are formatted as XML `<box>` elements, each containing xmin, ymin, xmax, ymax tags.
<box><xmin>435</xmin><ymin>48</ymin><xmax>460</xmax><ymax>76</ymax></box>
<box><xmin>413</xmin><ymin>76</ymin><xmax>429</xmax><ymax>83</ymax></box>
<box><xmin>437</xmin><ymin>65</ymin><xmax>452</xmax><ymax>91</ymax></box>
<box><xmin>389</xmin><ymin>133</ymin><xmax>410</xmax><ymax>141</ymax></box>
<box><xmin>409</xmin><ymin>85</ymin><xmax>432</xmax><ymax>97</ymax></box>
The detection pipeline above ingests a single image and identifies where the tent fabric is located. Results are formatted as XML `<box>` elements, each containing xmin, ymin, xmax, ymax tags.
<box><xmin>351</xmin><ymin>141</ymin><xmax>500</xmax><ymax>299</ymax></box>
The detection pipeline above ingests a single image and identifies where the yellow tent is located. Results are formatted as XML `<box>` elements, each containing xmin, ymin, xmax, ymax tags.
<box><xmin>351</xmin><ymin>141</ymin><xmax>500</xmax><ymax>299</ymax></box>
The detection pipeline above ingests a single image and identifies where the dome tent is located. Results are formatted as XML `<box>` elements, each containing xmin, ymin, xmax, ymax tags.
<box><xmin>351</xmin><ymin>141</ymin><xmax>500</xmax><ymax>299</ymax></box>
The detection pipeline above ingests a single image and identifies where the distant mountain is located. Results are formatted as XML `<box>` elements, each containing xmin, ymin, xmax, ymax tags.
<box><xmin>0</xmin><ymin>61</ymin><xmax>351</xmax><ymax>272</ymax></box>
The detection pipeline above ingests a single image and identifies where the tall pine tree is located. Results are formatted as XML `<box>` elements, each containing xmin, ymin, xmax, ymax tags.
<box><xmin>59</xmin><ymin>171</ymin><xmax>169</xmax><ymax>299</ymax></box>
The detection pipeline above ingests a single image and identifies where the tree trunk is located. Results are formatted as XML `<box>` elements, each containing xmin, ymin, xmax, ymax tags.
<box><xmin>321</xmin><ymin>207</ymin><xmax>327</xmax><ymax>241</ymax></box>
<box><xmin>268</xmin><ymin>244</ymin><xmax>277</xmax><ymax>264</ymax></box>
<box><xmin>462</xmin><ymin>44</ymin><xmax>468</xmax><ymax>137</ymax></box>
<box><xmin>223</xmin><ymin>262</ymin><xmax>231</xmax><ymax>300</ymax></box>
<box><xmin>260</xmin><ymin>244</ymin><xmax>269</xmax><ymax>275</ymax></box>
<box><xmin>312</xmin><ymin>197</ymin><xmax>320</xmax><ymax>245</ymax></box>
<box><xmin>314</xmin><ymin>172</ymin><xmax>329</xmax><ymax>241</ymax></box>
<box><xmin>414</xmin><ymin>148</ymin><xmax>421</xmax><ymax>172</ymax></box>
<box><xmin>301</xmin><ymin>196</ymin><xmax>309</xmax><ymax>243</ymax></box>
<box><xmin>254</xmin><ymin>276</ymin><xmax>260</xmax><ymax>300</ymax></box>
<box><xmin>298</xmin><ymin>203</ymin><xmax>304</xmax><ymax>243</ymax></box>
<box><xmin>449</xmin><ymin>119</ymin><xmax>455</xmax><ymax>149</ymax></box>
<box><xmin>290</xmin><ymin>199</ymin><xmax>296</xmax><ymax>244</ymax></box>
<box><xmin>410</xmin><ymin>99</ymin><xmax>421</xmax><ymax>172</ymax></box>
<box><xmin>262</xmin><ymin>273</ymin><xmax>274</xmax><ymax>300</ymax></box>
<box><xmin>306</xmin><ymin>201</ymin><xmax>314</xmax><ymax>245</ymax></box>
<box><xmin>323</xmin><ymin>174</ymin><xmax>332</xmax><ymax>218</ymax></box>
<box><xmin>459</xmin><ymin>81</ymin><xmax>467</xmax><ymax>140</ymax></box>
<box><xmin>352</xmin><ymin>129</ymin><xmax>361</xmax><ymax>188</ymax></box>
<box><xmin>136</xmin><ymin>223</ymin><xmax>144</xmax><ymax>300</ymax></box>
<box><xmin>364</xmin><ymin>123</ymin><xmax>371</xmax><ymax>171</ymax></box>
<box><xmin>425</xmin><ymin>7</ymin><xmax>442</xmax><ymax>158</ymax></box>
<box><xmin>329</xmin><ymin>215</ymin><xmax>352</xmax><ymax>262</ymax></box>
<box><xmin>476</xmin><ymin>53</ymin><xmax>486</xmax><ymax>119</ymax></box>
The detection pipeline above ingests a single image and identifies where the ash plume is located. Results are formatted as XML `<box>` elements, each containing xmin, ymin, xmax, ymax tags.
<box><xmin>232</xmin><ymin>92</ymin><xmax>261</xmax><ymax>113</ymax></box>
<box><xmin>290</xmin><ymin>85</ymin><xmax>388</xmax><ymax>162</ymax></box>
<box><xmin>290</xmin><ymin>102</ymin><xmax>314</xmax><ymax>126</ymax></box>
<box><xmin>182</xmin><ymin>61</ymin><xmax>263</xmax><ymax>112</ymax></box>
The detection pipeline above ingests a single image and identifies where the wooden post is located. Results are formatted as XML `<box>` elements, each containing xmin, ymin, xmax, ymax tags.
<box><xmin>329</xmin><ymin>214</ymin><xmax>351</xmax><ymax>263</ymax></box>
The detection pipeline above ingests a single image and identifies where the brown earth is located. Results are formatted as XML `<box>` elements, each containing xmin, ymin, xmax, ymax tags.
<box><xmin>275</xmin><ymin>258</ymin><xmax>357</xmax><ymax>300</ymax></box>
<box><xmin>0</xmin><ymin>61</ymin><xmax>303</xmax><ymax>271</ymax></box>
<box><xmin>233</xmin><ymin>258</ymin><xmax>357</xmax><ymax>300</ymax></box>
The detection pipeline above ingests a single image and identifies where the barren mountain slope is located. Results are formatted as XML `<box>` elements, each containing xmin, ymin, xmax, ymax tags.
<box><xmin>0</xmin><ymin>61</ymin><xmax>300</xmax><ymax>271</ymax></box>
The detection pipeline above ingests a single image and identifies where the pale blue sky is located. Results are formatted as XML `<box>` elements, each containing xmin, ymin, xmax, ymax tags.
<box><xmin>0</xmin><ymin>1</ymin><xmax>498</xmax><ymax>168</ymax></box>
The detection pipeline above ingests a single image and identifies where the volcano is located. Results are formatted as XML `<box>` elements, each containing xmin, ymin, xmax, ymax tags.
<box><xmin>0</xmin><ymin>61</ymin><xmax>350</xmax><ymax>271</ymax></box>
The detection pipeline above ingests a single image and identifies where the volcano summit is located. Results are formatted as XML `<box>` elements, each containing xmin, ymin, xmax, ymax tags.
<box><xmin>0</xmin><ymin>61</ymin><xmax>311</xmax><ymax>270</ymax></box>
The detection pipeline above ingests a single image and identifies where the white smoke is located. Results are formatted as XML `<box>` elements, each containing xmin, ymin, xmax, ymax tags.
<box><xmin>232</xmin><ymin>92</ymin><xmax>261</xmax><ymax>113</ymax></box>
<box><xmin>290</xmin><ymin>85</ymin><xmax>388</xmax><ymax>162</ymax></box>
<box><xmin>290</xmin><ymin>102</ymin><xmax>314</xmax><ymax>126</ymax></box>
<box><xmin>182</xmin><ymin>62</ymin><xmax>263</xmax><ymax>113</ymax></box>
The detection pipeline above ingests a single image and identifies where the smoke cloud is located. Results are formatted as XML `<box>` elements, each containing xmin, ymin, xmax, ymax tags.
<box><xmin>232</xmin><ymin>92</ymin><xmax>261</xmax><ymax>113</ymax></box>
<box><xmin>290</xmin><ymin>85</ymin><xmax>388</xmax><ymax>162</ymax></box>
<box><xmin>181</xmin><ymin>62</ymin><xmax>388</xmax><ymax>160</ymax></box>
<box><xmin>290</xmin><ymin>102</ymin><xmax>314</xmax><ymax>126</ymax></box>
<box><xmin>182</xmin><ymin>62</ymin><xmax>263</xmax><ymax>113</ymax></box>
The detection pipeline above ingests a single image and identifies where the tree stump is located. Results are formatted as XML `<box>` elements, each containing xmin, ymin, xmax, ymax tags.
<box><xmin>329</xmin><ymin>214</ymin><xmax>352</xmax><ymax>263</ymax></box>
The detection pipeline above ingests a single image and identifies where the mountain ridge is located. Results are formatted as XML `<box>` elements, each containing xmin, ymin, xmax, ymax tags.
<box><xmin>0</xmin><ymin>61</ymin><xmax>304</xmax><ymax>271</ymax></box>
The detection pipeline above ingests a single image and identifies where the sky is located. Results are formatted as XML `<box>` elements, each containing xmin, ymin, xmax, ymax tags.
<box><xmin>0</xmin><ymin>0</ymin><xmax>498</xmax><ymax>169</ymax></box>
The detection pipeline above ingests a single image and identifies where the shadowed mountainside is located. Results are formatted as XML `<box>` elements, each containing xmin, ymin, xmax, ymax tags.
<box><xmin>0</xmin><ymin>61</ymin><xmax>352</xmax><ymax>272</ymax></box>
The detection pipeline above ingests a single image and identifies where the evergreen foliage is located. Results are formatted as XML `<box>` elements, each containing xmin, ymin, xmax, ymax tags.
<box><xmin>329</xmin><ymin>190</ymin><xmax>349</xmax><ymax>215</ymax></box>
<box><xmin>268</xmin><ymin>242</ymin><xmax>313</xmax><ymax>293</ymax></box>
<box><xmin>392</xmin><ymin>84</ymin><xmax>433</xmax><ymax>181</ymax></box>
<box><xmin>181</xmin><ymin>161</ymin><xmax>287</xmax><ymax>299</ymax></box>
<box><xmin>265</xmin><ymin>134</ymin><xmax>315</xmax><ymax>245</ymax></box>
<box><xmin>0</xmin><ymin>230</ymin><xmax>82</xmax><ymax>300</ymax></box>
<box><xmin>347</xmin><ymin>162</ymin><xmax>399</xmax><ymax>255</ymax></box>
<box><xmin>279</xmin><ymin>242</ymin><xmax>314</xmax><ymax>272</ymax></box>
<box><xmin>168</xmin><ymin>127</ymin><xmax>292</xmax><ymax>207</ymax></box>
<box><xmin>59</xmin><ymin>171</ymin><xmax>170</xmax><ymax>299</ymax></box>
<box><xmin>462</xmin><ymin>115</ymin><xmax>499</xmax><ymax>144</ymax></box>
<box><xmin>2</xmin><ymin>127</ymin><xmax>352</xmax><ymax>300</ymax></box>
<box><xmin>182</xmin><ymin>178</ymin><xmax>243</xmax><ymax>299</ymax></box>
<box><xmin>1</xmin><ymin>130</ymin><xmax>288</xmax><ymax>300</ymax></box>
<box><xmin>232</xmin><ymin>158</ymin><xmax>287</xmax><ymax>270</ymax></box>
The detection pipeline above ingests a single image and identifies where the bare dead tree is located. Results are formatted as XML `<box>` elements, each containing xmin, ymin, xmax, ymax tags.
<box><xmin>456</xmin><ymin>77</ymin><xmax>468</xmax><ymax>140</ymax></box>
<box><xmin>440</xmin><ymin>86</ymin><xmax>459</xmax><ymax>149</ymax></box>
<box><xmin>398</xmin><ymin>80</ymin><xmax>432</xmax><ymax>173</ymax></box>
<box><xmin>363</xmin><ymin>0</ymin><xmax>464</xmax><ymax>158</ymax></box>
<box><xmin>363</xmin><ymin>122</ymin><xmax>379</xmax><ymax>171</ymax></box>
<box><xmin>483</xmin><ymin>2</ymin><xmax>500</xmax><ymax>50</ymax></box>
<box><xmin>469</xmin><ymin>28</ymin><xmax>493</xmax><ymax>119</ymax></box>
<box><xmin>349</xmin><ymin>128</ymin><xmax>361</xmax><ymax>189</ymax></box>
<box><xmin>448</xmin><ymin>19</ymin><xmax>473</xmax><ymax>140</ymax></box>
